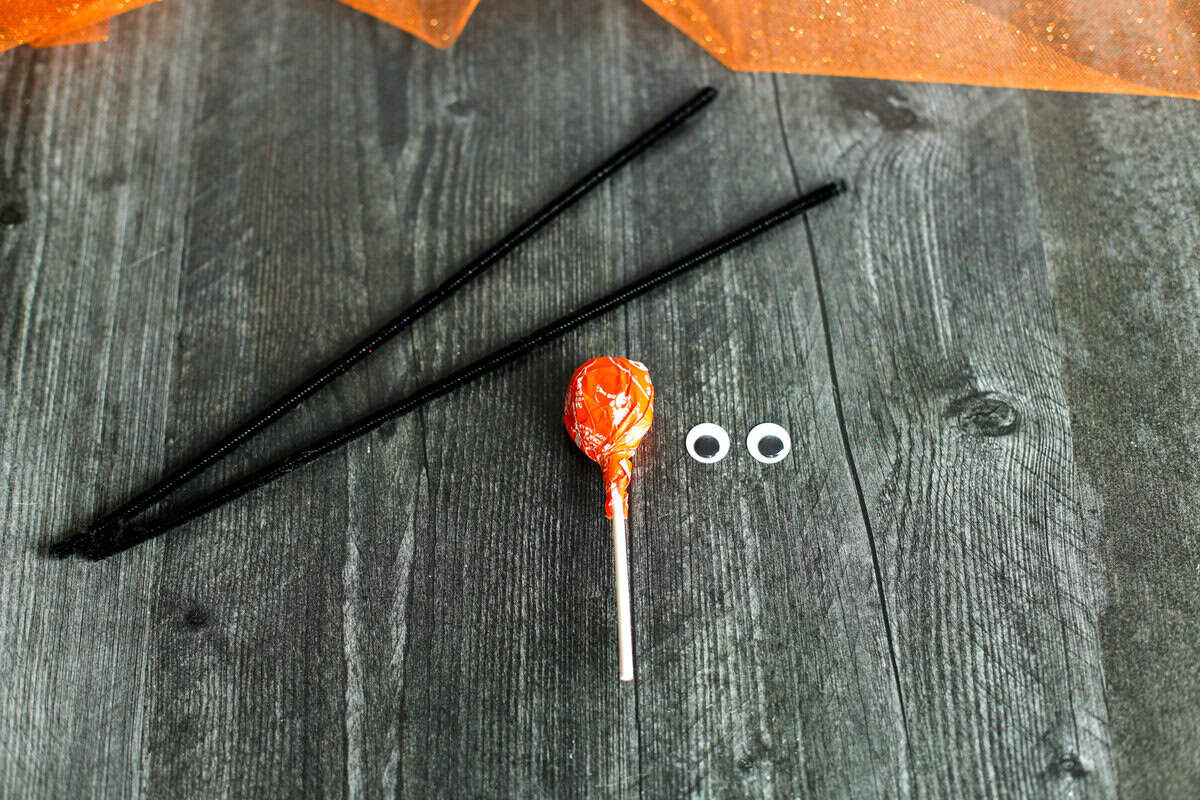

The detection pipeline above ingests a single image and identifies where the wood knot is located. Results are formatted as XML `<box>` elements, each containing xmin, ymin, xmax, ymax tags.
<box><xmin>1053</xmin><ymin>753</ymin><xmax>1089</xmax><ymax>779</ymax></box>
<box><xmin>183</xmin><ymin>606</ymin><xmax>211</xmax><ymax>629</ymax></box>
<box><xmin>947</xmin><ymin>393</ymin><xmax>1020</xmax><ymax>437</ymax></box>
<box><xmin>444</xmin><ymin>99</ymin><xmax>477</xmax><ymax>118</ymax></box>
<box><xmin>832</xmin><ymin>78</ymin><xmax>925</xmax><ymax>131</ymax></box>
<box><xmin>0</xmin><ymin>203</ymin><xmax>26</xmax><ymax>226</ymax></box>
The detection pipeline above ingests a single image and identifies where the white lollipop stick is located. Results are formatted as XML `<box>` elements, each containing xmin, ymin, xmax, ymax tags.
<box><xmin>610</xmin><ymin>486</ymin><xmax>634</xmax><ymax>682</ymax></box>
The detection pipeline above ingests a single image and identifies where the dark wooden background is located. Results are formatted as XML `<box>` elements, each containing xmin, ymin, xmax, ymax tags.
<box><xmin>2</xmin><ymin>0</ymin><xmax>1197</xmax><ymax>797</ymax></box>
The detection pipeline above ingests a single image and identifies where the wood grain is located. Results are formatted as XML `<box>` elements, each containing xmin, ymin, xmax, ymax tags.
<box><xmin>775</xmin><ymin>78</ymin><xmax>1115</xmax><ymax>797</ymax></box>
<box><xmin>0</xmin><ymin>2</ymin><xmax>208</xmax><ymax>796</ymax></box>
<box><xmin>0</xmin><ymin>0</ymin><xmax>1192</xmax><ymax>795</ymax></box>
<box><xmin>614</xmin><ymin>34</ymin><xmax>908</xmax><ymax>800</ymax></box>
<box><xmin>1027</xmin><ymin>91</ymin><xmax>1200</xmax><ymax>799</ymax></box>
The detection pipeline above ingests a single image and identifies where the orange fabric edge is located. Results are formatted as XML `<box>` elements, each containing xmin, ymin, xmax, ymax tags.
<box><xmin>31</xmin><ymin>21</ymin><xmax>111</xmax><ymax>48</ymax></box>
<box><xmin>640</xmin><ymin>0</ymin><xmax>1200</xmax><ymax>101</ymax></box>
<box><xmin>335</xmin><ymin>0</ymin><xmax>482</xmax><ymax>48</ymax></box>
<box><xmin>2</xmin><ymin>0</ymin><xmax>158</xmax><ymax>51</ymax></box>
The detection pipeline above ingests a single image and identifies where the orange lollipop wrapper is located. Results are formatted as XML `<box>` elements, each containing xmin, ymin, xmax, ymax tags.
<box><xmin>563</xmin><ymin>357</ymin><xmax>654</xmax><ymax>519</ymax></box>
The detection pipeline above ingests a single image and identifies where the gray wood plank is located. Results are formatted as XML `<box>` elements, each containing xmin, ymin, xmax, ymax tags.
<box><xmin>141</xmin><ymin>0</ymin><xmax>401</xmax><ymax>794</ymax></box>
<box><xmin>0</xmin><ymin>1</ymin><xmax>206</xmax><ymax>796</ymax></box>
<box><xmin>776</xmin><ymin>78</ymin><xmax>1116</xmax><ymax>797</ymax></box>
<box><xmin>7</xmin><ymin>0</ymin><xmax>1187</xmax><ymax>796</ymax></box>
<box><xmin>1026</xmin><ymin>91</ymin><xmax>1200</xmax><ymax>799</ymax></box>
<box><xmin>614</xmin><ymin>37</ymin><xmax>910</xmax><ymax>800</ymax></box>
<box><xmin>366</xmin><ymin>2</ymin><xmax>910</xmax><ymax>797</ymax></box>
<box><xmin>344</xmin><ymin>3</ymin><xmax>645</xmax><ymax>795</ymax></box>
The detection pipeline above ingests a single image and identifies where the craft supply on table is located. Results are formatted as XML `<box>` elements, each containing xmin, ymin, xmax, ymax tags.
<box><xmin>564</xmin><ymin>357</ymin><xmax>654</xmax><ymax>681</ymax></box>
<box><xmin>746</xmin><ymin>422</ymin><xmax>791</xmax><ymax>464</ymax></box>
<box><xmin>685</xmin><ymin>422</ymin><xmax>730</xmax><ymax>463</ymax></box>
<box><xmin>50</xmin><ymin>87</ymin><xmax>718</xmax><ymax>560</ymax></box>
<box><xmin>67</xmin><ymin>181</ymin><xmax>843</xmax><ymax>561</ymax></box>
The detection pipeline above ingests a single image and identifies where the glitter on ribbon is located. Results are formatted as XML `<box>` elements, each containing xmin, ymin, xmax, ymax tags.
<box><xmin>644</xmin><ymin>0</ymin><xmax>1200</xmax><ymax>99</ymax></box>
<box><xmin>5</xmin><ymin>1</ymin><xmax>1197</xmax><ymax>100</ymax></box>
<box><xmin>2</xmin><ymin>0</ymin><xmax>154</xmax><ymax>52</ymax></box>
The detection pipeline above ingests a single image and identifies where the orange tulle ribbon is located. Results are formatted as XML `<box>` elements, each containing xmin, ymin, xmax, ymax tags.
<box><xmin>564</xmin><ymin>357</ymin><xmax>655</xmax><ymax>520</ymax></box>
<box><xmin>2</xmin><ymin>0</ymin><xmax>151</xmax><ymax>50</ymax></box>
<box><xmin>645</xmin><ymin>0</ymin><xmax>1200</xmax><ymax>99</ymax></box>
<box><xmin>3</xmin><ymin>1</ymin><xmax>1197</xmax><ymax>99</ymax></box>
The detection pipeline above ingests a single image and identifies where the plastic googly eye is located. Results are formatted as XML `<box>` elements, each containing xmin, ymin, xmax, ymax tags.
<box><xmin>746</xmin><ymin>423</ymin><xmax>791</xmax><ymax>464</ymax></box>
<box><xmin>686</xmin><ymin>423</ymin><xmax>730</xmax><ymax>464</ymax></box>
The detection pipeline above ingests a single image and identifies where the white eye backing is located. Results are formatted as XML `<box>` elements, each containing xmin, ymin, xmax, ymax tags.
<box><xmin>746</xmin><ymin>423</ymin><xmax>791</xmax><ymax>464</ymax></box>
<box><xmin>686</xmin><ymin>423</ymin><xmax>730</xmax><ymax>464</ymax></box>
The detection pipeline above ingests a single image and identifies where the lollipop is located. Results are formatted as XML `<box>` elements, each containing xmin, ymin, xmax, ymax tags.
<box><xmin>564</xmin><ymin>356</ymin><xmax>655</xmax><ymax>681</ymax></box>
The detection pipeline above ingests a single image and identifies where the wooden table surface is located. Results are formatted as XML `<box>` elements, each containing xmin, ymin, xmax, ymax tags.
<box><xmin>2</xmin><ymin>0</ymin><xmax>1197</xmax><ymax>797</ymax></box>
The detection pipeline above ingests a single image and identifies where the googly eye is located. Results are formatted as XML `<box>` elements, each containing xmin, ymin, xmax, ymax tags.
<box><xmin>686</xmin><ymin>423</ymin><xmax>730</xmax><ymax>464</ymax></box>
<box><xmin>746</xmin><ymin>423</ymin><xmax>791</xmax><ymax>464</ymax></box>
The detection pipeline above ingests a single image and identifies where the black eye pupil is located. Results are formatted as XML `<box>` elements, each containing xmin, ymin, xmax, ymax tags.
<box><xmin>693</xmin><ymin>435</ymin><xmax>720</xmax><ymax>458</ymax></box>
<box><xmin>757</xmin><ymin>435</ymin><xmax>785</xmax><ymax>458</ymax></box>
